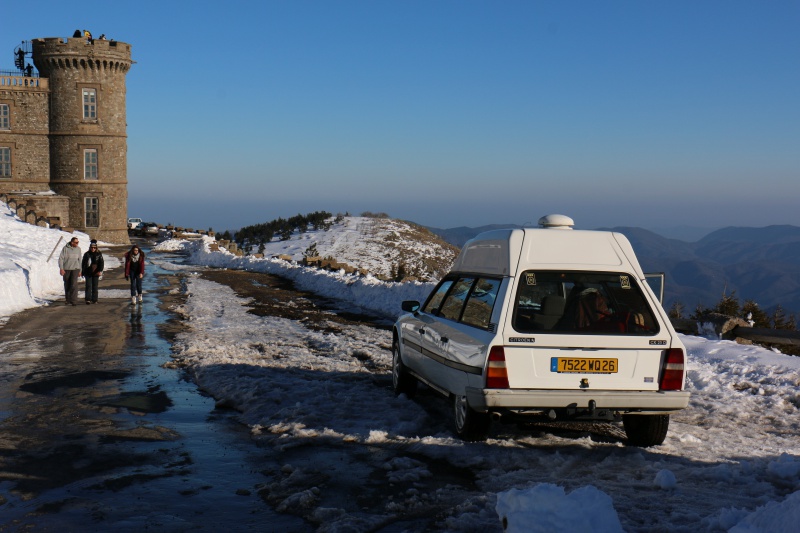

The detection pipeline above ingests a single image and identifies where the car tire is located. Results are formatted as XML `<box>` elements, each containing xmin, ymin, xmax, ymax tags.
<box><xmin>623</xmin><ymin>414</ymin><xmax>670</xmax><ymax>447</ymax></box>
<box><xmin>392</xmin><ymin>342</ymin><xmax>417</xmax><ymax>397</ymax></box>
<box><xmin>453</xmin><ymin>394</ymin><xmax>490</xmax><ymax>442</ymax></box>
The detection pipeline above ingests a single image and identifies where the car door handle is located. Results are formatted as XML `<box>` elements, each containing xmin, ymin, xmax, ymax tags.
<box><xmin>440</xmin><ymin>337</ymin><xmax>449</xmax><ymax>343</ymax></box>
<box><xmin>419</xmin><ymin>328</ymin><xmax>426</xmax><ymax>335</ymax></box>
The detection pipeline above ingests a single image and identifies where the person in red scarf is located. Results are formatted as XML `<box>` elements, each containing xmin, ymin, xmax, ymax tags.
<box><xmin>124</xmin><ymin>244</ymin><xmax>146</xmax><ymax>305</ymax></box>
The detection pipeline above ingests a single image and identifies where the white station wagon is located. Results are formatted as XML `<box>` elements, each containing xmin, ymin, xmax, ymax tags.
<box><xmin>392</xmin><ymin>215</ymin><xmax>690</xmax><ymax>446</ymax></box>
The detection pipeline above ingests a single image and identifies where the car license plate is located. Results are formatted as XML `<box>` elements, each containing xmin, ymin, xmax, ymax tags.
<box><xmin>551</xmin><ymin>357</ymin><xmax>618</xmax><ymax>374</ymax></box>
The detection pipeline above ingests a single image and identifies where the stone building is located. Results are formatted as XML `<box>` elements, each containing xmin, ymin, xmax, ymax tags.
<box><xmin>0</xmin><ymin>35</ymin><xmax>133</xmax><ymax>243</ymax></box>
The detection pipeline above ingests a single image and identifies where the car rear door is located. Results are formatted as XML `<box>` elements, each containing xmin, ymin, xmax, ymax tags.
<box><xmin>502</xmin><ymin>271</ymin><xmax>670</xmax><ymax>392</ymax></box>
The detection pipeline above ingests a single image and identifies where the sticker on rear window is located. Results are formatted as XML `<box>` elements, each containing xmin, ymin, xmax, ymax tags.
<box><xmin>620</xmin><ymin>275</ymin><xmax>631</xmax><ymax>289</ymax></box>
<box><xmin>526</xmin><ymin>273</ymin><xmax>536</xmax><ymax>285</ymax></box>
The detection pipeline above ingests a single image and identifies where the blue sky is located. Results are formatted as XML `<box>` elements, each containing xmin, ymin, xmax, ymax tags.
<box><xmin>6</xmin><ymin>1</ymin><xmax>799</xmax><ymax>235</ymax></box>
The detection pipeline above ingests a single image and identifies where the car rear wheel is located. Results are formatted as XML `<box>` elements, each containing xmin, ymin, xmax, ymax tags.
<box><xmin>392</xmin><ymin>342</ymin><xmax>417</xmax><ymax>397</ymax></box>
<box><xmin>623</xmin><ymin>414</ymin><xmax>670</xmax><ymax>447</ymax></box>
<box><xmin>453</xmin><ymin>394</ymin><xmax>490</xmax><ymax>441</ymax></box>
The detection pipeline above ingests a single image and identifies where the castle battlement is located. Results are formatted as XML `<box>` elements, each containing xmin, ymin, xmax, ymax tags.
<box><xmin>34</xmin><ymin>37</ymin><xmax>132</xmax><ymax>56</ymax></box>
<box><xmin>33</xmin><ymin>38</ymin><xmax>133</xmax><ymax>76</ymax></box>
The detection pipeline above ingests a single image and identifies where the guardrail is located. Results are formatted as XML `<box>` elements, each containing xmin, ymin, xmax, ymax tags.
<box><xmin>728</xmin><ymin>326</ymin><xmax>800</xmax><ymax>348</ymax></box>
<box><xmin>670</xmin><ymin>315</ymin><xmax>800</xmax><ymax>348</ymax></box>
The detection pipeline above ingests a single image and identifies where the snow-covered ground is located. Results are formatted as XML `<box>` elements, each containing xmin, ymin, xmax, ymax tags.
<box><xmin>2</xmin><ymin>205</ymin><xmax>799</xmax><ymax>531</ymax></box>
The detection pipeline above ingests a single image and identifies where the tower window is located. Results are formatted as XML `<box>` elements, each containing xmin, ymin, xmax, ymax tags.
<box><xmin>84</xmin><ymin>149</ymin><xmax>98</xmax><ymax>179</ymax></box>
<box><xmin>0</xmin><ymin>147</ymin><xmax>10</xmax><ymax>177</ymax></box>
<box><xmin>85</xmin><ymin>197</ymin><xmax>99</xmax><ymax>228</ymax></box>
<box><xmin>82</xmin><ymin>88</ymin><xmax>97</xmax><ymax>120</ymax></box>
<box><xmin>0</xmin><ymin>104</ymin><xmax>9</xmax><ymax>129</ymax></box>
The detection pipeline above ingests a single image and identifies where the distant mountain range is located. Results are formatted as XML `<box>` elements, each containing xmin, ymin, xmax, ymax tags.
<box><xmin>426</xmin><ymin>223</ymin><xmax>800</xmax><ymax>316</ymax></box>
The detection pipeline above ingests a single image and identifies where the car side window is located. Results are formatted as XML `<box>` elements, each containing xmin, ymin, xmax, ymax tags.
<box><xmin>423</xmin><ymin>279</ymin><xmax>454</xmax><ymax>315</ymax></box>
<box><xmin>438</xmin><ymin>277</ymin><xmax>475</xmax><ymax>321</ymax></box>
<box><xmin>460</xmin><ymin>277</ymin><xmax>502</xmax><ymax>329</ymax></box>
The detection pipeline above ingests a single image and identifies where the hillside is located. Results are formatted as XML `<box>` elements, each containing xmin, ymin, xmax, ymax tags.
<box><xmin>253</xmin><ymin>216</ymin><xmax>459</xmax><ymax>282</ymax></box>
<box><xmin>619</xmin><ymin>225</ymin><xmax>800</xmax><ymax>316</ymax></box>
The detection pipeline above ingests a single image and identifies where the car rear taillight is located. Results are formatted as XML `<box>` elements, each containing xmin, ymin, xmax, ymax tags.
<box><xmin>486</xmin><ymin>346</ymin><xmax>510</xmax><ymax>389</ymax></box>
<box><xmin>659</xmin><ymin>348</ymin><xmax>685</xmax><ymax>391</ymax></box>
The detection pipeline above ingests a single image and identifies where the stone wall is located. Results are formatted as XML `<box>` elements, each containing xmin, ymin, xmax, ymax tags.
<box><xmin>0</xmin><ymin>76</ymin><xmax>50</xmax><ymax>193</ymax></box>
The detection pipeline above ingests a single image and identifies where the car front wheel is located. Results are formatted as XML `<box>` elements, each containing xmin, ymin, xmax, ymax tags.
<box><xmin>392</xmin><ymin>342</ymin><xmax>417</xmax><ymax>397</ymax></box>
<box><xmin>453</xmin><ymin>394</ymin><xmax>490</xmax><ymax>441</ymax></box>
<box><xmin>623</xmin><ymin>414</ymin><xmax>670</xmax><ymax>447</ymax></box>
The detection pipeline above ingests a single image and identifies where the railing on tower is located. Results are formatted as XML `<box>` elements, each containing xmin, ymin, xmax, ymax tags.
<box><xmin>0</xmin><ymin>70</ymin><xmax>47</xmax><ymax>88</ymax></box>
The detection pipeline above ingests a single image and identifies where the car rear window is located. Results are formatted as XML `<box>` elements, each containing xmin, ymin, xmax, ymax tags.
<box><xmin>512</xmin><ymin>271</ymin><xmax>660</xmax><ymax>335</ymax></box>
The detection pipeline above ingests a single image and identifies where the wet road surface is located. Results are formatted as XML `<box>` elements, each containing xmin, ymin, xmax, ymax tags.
<box><xmin>0</xmin><ymin>242</ymin><xmax>307</xmax><ymax>531</ymax></box>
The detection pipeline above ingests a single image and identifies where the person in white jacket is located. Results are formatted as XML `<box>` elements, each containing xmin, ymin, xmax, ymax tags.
<box><xmin>58</xmin><ymin>237</ymin><xmax>82</xmax><ymax>306</ymax></box>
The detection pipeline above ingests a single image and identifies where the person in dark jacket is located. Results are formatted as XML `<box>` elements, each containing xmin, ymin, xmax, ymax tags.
<box><xmin>124</xmin><ymin>245</ymin><xmax>146</xmax><ymax>305</ymax></box>
<box><xmin>81</xmin><ymin>239</ymin><xmax>104</xmax><ymax>304</ymax></box>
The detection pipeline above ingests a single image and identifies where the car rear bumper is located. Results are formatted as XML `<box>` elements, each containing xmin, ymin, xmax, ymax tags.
<box><xmin>465</xmin><ymin>387</ymin><xmax>690</xmax><ymax>413</ymax></box>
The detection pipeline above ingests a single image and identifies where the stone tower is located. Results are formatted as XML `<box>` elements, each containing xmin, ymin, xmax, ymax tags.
<box><xmin>32</xmin><ymin>37</ymin><xmax>133</xmax><ymax>244</ymax></box>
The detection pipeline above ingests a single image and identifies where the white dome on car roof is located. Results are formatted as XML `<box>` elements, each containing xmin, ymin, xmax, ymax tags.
<box><xmin>538</xmin><ymin>214</ymin><xmax>575</xmax><ymax>229</ymax></box>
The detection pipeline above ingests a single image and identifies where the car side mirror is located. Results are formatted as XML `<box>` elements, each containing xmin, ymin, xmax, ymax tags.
<box><xmin>401</xmin><ymin>300</ymin><xmax>420</xmax><ymax>314</ymax></box>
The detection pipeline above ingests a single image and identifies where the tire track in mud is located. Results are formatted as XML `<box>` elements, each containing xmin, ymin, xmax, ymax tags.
<box><xmin>194</xmin><ymin>269</ymin><xmax>488</xmax><ymax>531</ymax></box>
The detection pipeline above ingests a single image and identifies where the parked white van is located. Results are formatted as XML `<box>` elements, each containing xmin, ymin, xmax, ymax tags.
<box><xmin>392</xmin><ymin>215</ymin><xmax>689</xmax><ymax>446</ymax></box>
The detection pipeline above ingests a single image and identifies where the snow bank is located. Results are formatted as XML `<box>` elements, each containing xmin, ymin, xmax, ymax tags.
<box><xmin>159</xmin><ymin>236</ymin><xmax>435</xmax><ymax>319</ymax></box>
<box><xmin>0</xmin><ymin>204</ymin><xmax>88</xmax><ymax>321</ymax></box>
<box><xmin>718</xmin><ymin>490</ymin><xmax>800</xmax><ymax>533</ymax></box>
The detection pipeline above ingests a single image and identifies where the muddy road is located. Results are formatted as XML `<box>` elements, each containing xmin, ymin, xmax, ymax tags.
<box><xmin>0</xmin><ymin>243</ymin><xmax>309</xmax><ymax>531</ymax></box>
